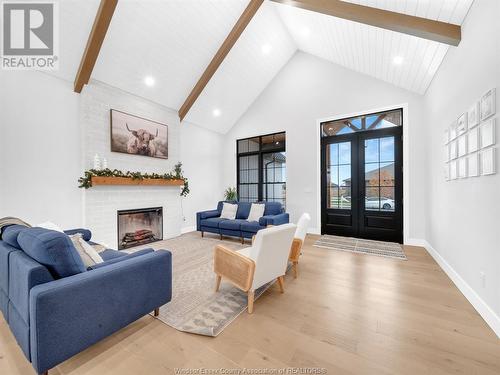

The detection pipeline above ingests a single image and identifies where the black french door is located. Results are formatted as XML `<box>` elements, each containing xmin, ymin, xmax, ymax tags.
<box><xmin>321</xmin><ymin>126</ymin><xmax>403</xmax><ymax>243</ymax></box>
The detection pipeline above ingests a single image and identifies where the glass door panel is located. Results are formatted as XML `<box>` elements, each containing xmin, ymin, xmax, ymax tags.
<box><xmin>364</xmin><ymin>136</ymin><xmax>396</xmax><ymax>212</ymax></box>
<box><xmin>327</xmin><ymin>142</ymin><xmax>352</xmax><ymax>209</ymax></box>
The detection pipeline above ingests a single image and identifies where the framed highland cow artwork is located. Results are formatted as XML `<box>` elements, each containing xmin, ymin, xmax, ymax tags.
<box><xmin>110</xmin><ymin>109</ymin><xmax>168</xmax><ymax>159</ymax></box>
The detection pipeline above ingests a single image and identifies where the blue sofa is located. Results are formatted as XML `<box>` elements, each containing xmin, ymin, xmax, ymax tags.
<box><xmin>197</xmin><ymin>201</ymin><xmax>289</xmax><ymax>242</ymax></box>
<box><xmin>0</xmin><ymin>225</ymin><xmax>172</xmax><ymax>375</ymax></box>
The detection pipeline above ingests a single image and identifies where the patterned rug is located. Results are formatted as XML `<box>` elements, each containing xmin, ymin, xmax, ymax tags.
<box><xmin>129</xmin><ymin>233</ymin><xmax>277</xmax><ymax>336</ymax></box>
<box><xmin>314</xmin><ymin>234</ymin><xmax>406</xmax><ymax>260</ymax></box>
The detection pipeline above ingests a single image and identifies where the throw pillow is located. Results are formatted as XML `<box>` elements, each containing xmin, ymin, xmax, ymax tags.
<box><xmin>220</xmin><ymin>202</ymin><xmax>238</xmax><ymax>219</ymax></box>
<box><xmin>37</xmin><ymin>221</ymin><xmax>64</xmax><ymax>233</ymax></box>
<box><xmin>69</xmin><ymin>233</ymin><xmax>104</xmax><ymax>268</ymax></box>
<box><xmin>247</xmin><ymin>203</ymin><xmax>265</xmax><ymax>222</ymax></box>
<box><xmin>17</xmin><ymin>227</ymin><xmax>86</xmax><ymax>279</ymax></box>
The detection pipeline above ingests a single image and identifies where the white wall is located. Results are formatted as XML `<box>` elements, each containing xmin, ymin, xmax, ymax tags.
<box><xmin>0</xmin><ymin>70</ymin><xmax>83</xmax><ymax>228</ymax></box>
<box><xmin>423</xmin><ymin>0</ymin><xmax>500</xmax><ymax>335</ymax></box>
<box><xmin>80</xmin><ymin>82</ymin><xmax>183</xmax><ymax>245</ymax></box>
<box><xmin>223</xmin><ymin>52</ymin><xmax>427</xmax><ymax>239</ymax></box>
<box><xmin>0</xmin><ymin>72</ymin><xmax>224</xmax><ymax>234</ymax></box>
<box><xmin>180</xmin><ymin>122</ymin><xmax>225</xmax><ymax>231</ymax></box>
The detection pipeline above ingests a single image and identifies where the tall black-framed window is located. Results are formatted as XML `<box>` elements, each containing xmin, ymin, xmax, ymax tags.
<box><xmin>237</xmin><ymin>132</ymin><xmax>286</xmax><ymax>207</ymax></box>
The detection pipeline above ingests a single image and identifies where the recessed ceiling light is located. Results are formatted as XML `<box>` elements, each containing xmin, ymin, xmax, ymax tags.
<box><xmin>212</xmin><ymin>108</ymin><xmax>221</xmax><ymax>117</ymax></box>
<box><xmin>144</xmin><ymin>75</ymin><xmax>155</xmax><ymax>87</ymax></box>
<box><xmin>393</xmin><ymin>56</ymin><xmax>404</xmax><ymax>65</ymax></box>
<box><xmin>261</xmin><ymin>43</ymin><xmax>272</xmax><ymax>55</ymax></box>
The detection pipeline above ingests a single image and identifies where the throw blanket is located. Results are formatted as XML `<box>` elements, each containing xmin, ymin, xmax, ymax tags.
<box><xmin>0</xmin><ymin>217</ymin><xmax>31</xmax><ymax>238</ymax></box>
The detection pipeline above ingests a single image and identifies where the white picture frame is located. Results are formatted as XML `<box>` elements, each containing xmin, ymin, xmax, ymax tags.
<box><xmin>468</xmin><ymin>102</ymin><xmax>480</xmax><ymax>128</ymax></box>
<box><xmin>458</xmin><ymin>158</ymin><xmax>467</xmax><ymax>179</ymax></box>
<box><xmin>458</xmin><ymin>135</ymin><xmax>467</xmax><ymax>157</ymax></box>
<box><xmin>444</xmin><ymin>162</ymin><xmax>450</xmax><ymax>181</ymax></box>
<box><xmin>444</xmin><ymin>128</ymin><xmax>450</xmax><ymax>145</ymax></box>
<box><xmin>449</xmin><ymin>160</ymin><xmax>457</xmax><ymax>180</ymax></box>
<box><xmin>467</xmin><ymin>153</ymin><xmax>479</xmax><ymax>177</ymax></box>
<box><xmin>480</xmin><ymin>118</ymin><xmax>496</xmax><ymax>148</ymax></box>
<box><xmin>449</xmin><ymin>140</ymin><xmax>458</xmax><ymax>160</ymax></box>
<box><xmin>481</xmin><ymin>148</ymin><xmax>496</xmax><ymax>175</ymax></box>
<box><xmin>449</xmin><ymin>121</ymin><xmax>458</xmax><ymax>140</ymax></box>
<box><xmin>480</xmin><ymin>88</ymin><xmax>496</xmax><ymax>121</ymax></box>
<box><xmin>467</xmin><ymin>127</ymin><xmax>479</xmax><ymax>153</ymax></box>
<box><xmin>444</xmin><ymin>144</ymin><xmax>450</xmax><ymax>162</ymax></box>
<box><xmin>457</xmin><ymin>113</ymin><xmax>468</xmax><ymax>135</ymax></box>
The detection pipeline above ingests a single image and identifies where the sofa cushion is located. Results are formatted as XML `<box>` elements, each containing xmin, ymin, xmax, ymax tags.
<box><xmin>99</xmin><ymin>249</ymin><xmax>126</xmax><ymax>261</ymax></box>
<box><xmin>201</xmin><ymin>217</ymin><xmax>228</xmax><ymax>228</ymax></box>
<box><xmin>220</xmin><ymin>203</ymin><xmax>238</xmax><ymax>219</ymax></box>
<box><xmin>263</xmin><ymin>202</ymin><xmax>283</xmax><ymax>216</ymax></box>
<box><xmin>87</xmin><ymin>248</ymin><xmax>154</xmax><ymax>270</ymax></box>
<box><xmin>64</xmin><ymin>228</ymin><xmax>92</xmax><ymax>242</ymax></box>
<box><xmin>69</xmin><ymin>234</ymin><xmax>104</xmax><ymax>268</ymax></box>
<box><xmin>219</xmin><ymin>219</ymin><xmax>248</xmax><ymax>231</ymax></box>
<box><xmin>235</xmin><ymin>202</ymin><xmax>251</xmax><ymax>219</ymax></box>
<box><xmin>247</xmin><ymin>203</ymin><xmax>265</xmax><ymax>222</ymax></box>
<box><xmin>240</xmin><ymin>221</ymin><xmax>265</xmax><ymax>234</ymax></box>
<box><xmin>17</xmin><ymin>228</ymin><xmax>86</xmax><ymax>279</ymax></box>
<box><xmin>2</xmin><ymin>225</ymin><xmax>28</xmax><ymax>249</ymax></box>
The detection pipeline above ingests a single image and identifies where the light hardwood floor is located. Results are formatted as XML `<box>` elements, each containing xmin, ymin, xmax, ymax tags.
<box><xmin>1</xmin><ymin>234</ymin><xmax>499</xmax><ymax>374</ymax></box>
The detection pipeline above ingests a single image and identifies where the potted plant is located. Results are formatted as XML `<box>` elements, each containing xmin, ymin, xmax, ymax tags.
<box><xmin>224</xmin><ymin>187</ymin><xmax>237</xmax><ymax>201</ymax></box>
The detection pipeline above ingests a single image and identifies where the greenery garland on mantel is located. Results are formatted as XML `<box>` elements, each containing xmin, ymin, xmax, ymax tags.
<box><xmin>78</xmin><ymin>162</ymin><xmax>190</xmax><ymax>197</ymax></box>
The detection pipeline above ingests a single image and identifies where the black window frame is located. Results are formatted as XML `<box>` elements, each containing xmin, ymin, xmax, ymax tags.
<box><xmin>236</xmin><ymin>131</ymin><xmax>286</xmax><ymax>204</ymax></box>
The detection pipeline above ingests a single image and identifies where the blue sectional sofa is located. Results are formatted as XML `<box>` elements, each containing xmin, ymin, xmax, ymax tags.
<box><xmin>197</xmin><ymin>201</ymin><xmax>289</xmax><ymax>242</ymax></box>
<box><xmin>0</xmin><ymin>224</ymin><xmax>172</xmax><ymax>375</ymax></box>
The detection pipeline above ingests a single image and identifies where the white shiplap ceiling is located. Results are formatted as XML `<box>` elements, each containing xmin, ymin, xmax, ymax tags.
<box><xmin>184</xmin><ymin>1</ymin><xmax>296</xmax><ymax>133</ymax></box>
<box><xmin>275</xmin><ymin>0</ymin><xmax>474</xmax><ymax>95</ymax></box>
<box><xmin>52</xmin><ymin>0</ymin><xmax>475</xmax><ymax>133</ymax></box>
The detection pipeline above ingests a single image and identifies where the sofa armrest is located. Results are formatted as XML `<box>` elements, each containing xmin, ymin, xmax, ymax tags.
<box><xmin>259</xmin><ymin>213</ymin><xmax>289</xmax><ymax>226</ymax></box>
<box><xmin>88</xmin><ymin>248</ymin><xmax>154</xmax><ymax>270</ymax></box>
<box><xmin>198</xmin><ymin>210</ymin><xmax>220</xmax><ymax>219</ymax></box>
<box><xmin>196</xmin><ymin>209</ymin><xmax>220</xmax><ymax>231</ymax></box>
<box><xmin>63</xmin><ymin>228</ymin><xmax>92</xmax><ymax>242</ymax></box>
<box><xmin>29</xmin><ymin>250</ymin><xmax>172</xmax><ymax>374</ymax></box>
<box><xmin>214</xmin><ymin>245</ymin><xmax>255</xmax><ymax>292</ymax></box>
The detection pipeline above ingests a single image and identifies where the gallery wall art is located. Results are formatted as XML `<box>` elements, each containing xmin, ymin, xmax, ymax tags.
<box><xmin>444</xmin><ymin>88</ymin><xmax>497</xmax><ymax>181</ymax></box>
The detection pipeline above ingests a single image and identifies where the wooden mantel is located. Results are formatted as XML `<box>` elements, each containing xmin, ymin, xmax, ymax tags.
<box><xmin>91</xmin><ymin>176</ymin><xmax>184</xmax><ymax>187</ymax></box>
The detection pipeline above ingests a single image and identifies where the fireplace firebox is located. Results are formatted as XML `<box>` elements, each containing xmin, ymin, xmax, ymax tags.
<box><xmin>117</xmin><ymin>207</ymin><xmax>163</xmax><ymax>249</ymax></box>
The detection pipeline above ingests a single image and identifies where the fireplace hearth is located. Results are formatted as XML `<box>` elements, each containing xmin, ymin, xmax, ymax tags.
<box><xmin>117</xmin><ymin>207</ymin><xmax>163</xmax><ymax>249</ymax></box>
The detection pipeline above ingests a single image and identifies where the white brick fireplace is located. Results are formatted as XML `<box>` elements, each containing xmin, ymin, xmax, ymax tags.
<box><xmin>81</xmin><ymin>82</ymin><xmax>183</xmax><ymax>248</ymax></box>
<box><xmin>84</xmin><ymin>186</ymin><xmax>182</xmax><ymax>248</ymax></box>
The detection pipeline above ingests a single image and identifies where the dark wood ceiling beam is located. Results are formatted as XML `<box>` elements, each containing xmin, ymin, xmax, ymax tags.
<box><xmin>270</xmin><ymin>0</ymin><xmax>461</xmax><ymax>46</ymax></box>
<box><xmin>178</xmin><ymin>0</ymin><xmax>264</xmax><ymax>122</ymax></box>
<box><xmin>74</xmin><ymin>0</ymin><xmax>118</xmax><ymax>93</ymax></box>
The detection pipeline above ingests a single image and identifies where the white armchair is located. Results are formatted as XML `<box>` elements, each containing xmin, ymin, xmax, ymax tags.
<box><xmin>213</xmin><ymin>223</ymin><xmax>296</xmax><ymax>313</ymax></box>
<box><xmin>288</xmin><ymin>213</ymin><xmax>311</xmax><ymax>278</ymax></box>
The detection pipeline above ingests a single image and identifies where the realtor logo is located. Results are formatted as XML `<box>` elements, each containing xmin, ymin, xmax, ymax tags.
<box><xmin>2</xmin><ymin>1</ymin><xmax>59</xmax><ymax>70</ymax></box>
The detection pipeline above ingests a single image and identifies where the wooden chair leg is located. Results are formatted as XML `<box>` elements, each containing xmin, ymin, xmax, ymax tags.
<box><xmin>154</xmin><ymin>308</ymin><xmax>159</xmax><ymax>317</ymax></box>
<box><xmin>277</xmin><ymin>276</ymin><xmax>285</xmax><ymax>293</ymax></box>
<box><xmin>40</xmin><ymin>372</ymin><xmax>48</xmax><ymax>375</ymax></box>
<box><xmin>241</xmin><ymin>237</ymin><xmax>244</xmax><ymax>244</ymax></box>
<box><xmin>293</xmin><ymin>262</ymin><xmax>298</xmax><ymax>279</ymax></box>
<box><xmin>247</xmin><ymin>290</ymin><xmax>255</xmax><ymax>313</ymax></box>
<box><xmin>215</xmin><ymin>275</ymin><xmax>222</xmax><ymax>292</ymax></box>
<box><xmin>201</xmin><ymin>231</ymin><xmax>204</xmax><ymax>237</ymax></box>
<box><xmin>220</xmin><ymin>234</ymin><xmax>223</xmax><ymax>240</ymax></box>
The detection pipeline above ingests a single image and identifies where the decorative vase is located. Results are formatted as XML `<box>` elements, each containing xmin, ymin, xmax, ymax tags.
<box><xmin>93</xmin><ymin>154</ymin><xmax>101</xmax><ymax>170</ymax></box>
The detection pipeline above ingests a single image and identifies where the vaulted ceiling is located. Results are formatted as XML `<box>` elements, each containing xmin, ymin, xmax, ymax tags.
<box><xmin>52</xmin><ymin>0</ymin><xmax>474</xmax><ymax>134</ymax></box>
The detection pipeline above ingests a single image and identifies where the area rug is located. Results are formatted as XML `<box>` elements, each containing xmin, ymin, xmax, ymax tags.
<box><xmin>131</xmin><ymin>234</ymin><xmax>278</xmax><ymax>337</ymax></box>
<box><xmin>314</xmin><ymin>234</ymin><xmax>406</xmax><ymax>260</ymax></box>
